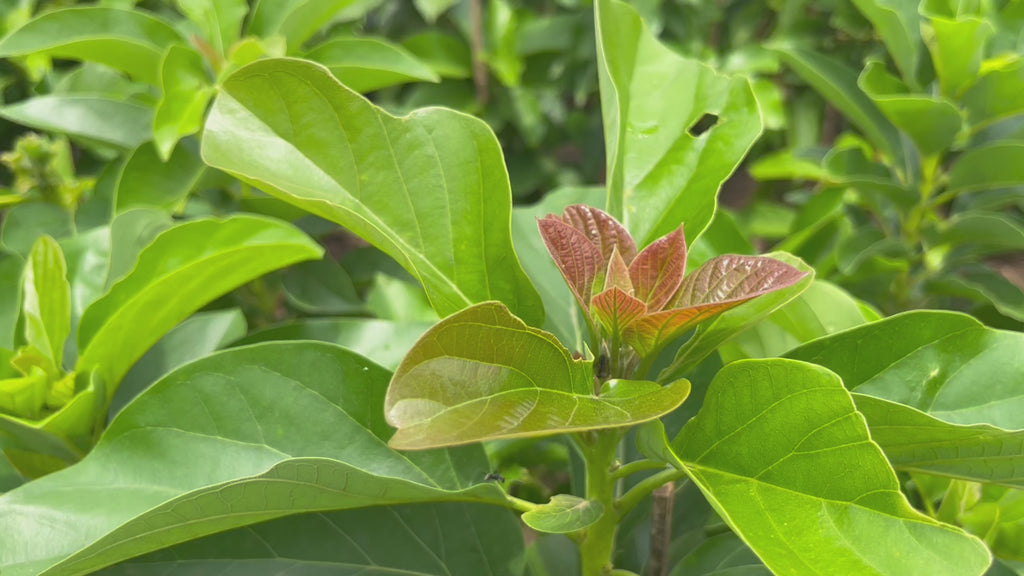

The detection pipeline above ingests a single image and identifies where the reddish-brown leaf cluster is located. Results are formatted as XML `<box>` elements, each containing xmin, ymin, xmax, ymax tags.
<box><xmin>539</xmin><ymin>205</ymin><xmax>807</xmax><ymax>358</ymax></box>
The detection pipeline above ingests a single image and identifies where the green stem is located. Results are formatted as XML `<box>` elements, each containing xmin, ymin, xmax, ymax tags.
<box><xmin>616</xmin><ymin>469</ymin><xmax>688</xmax><ymax>518</ymax></box>
<box><xmin>579</xmin><ymin>430</ymin><xmax>622</xmax><ymax>576</ymax></box>
<box><xmin>611</xmin><ymin>459</ymin><xmax>666</xmax><ymax>480</ymax></box>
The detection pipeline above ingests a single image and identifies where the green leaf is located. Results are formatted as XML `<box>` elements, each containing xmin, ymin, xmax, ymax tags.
<box><xmin>595</xmin><ymin>0</ymin><xmax>762</xmax><ymax>246</ymax></box>
<box><xmin>234</xmin><ymin>317</ymin><xmax>432</xmax><ymax>370</ymax></box>
<box><xmin>75</xmin><ymin>215</ymin><xmax>322</xmax><ymax>391</ymax></box>
<box><xmin>0</xmin><ymin>342</ymin><xmax>511</xmax><ymax>576</ymax></box>
<box><xmin>787</xmin><ymin>311</ymin><xmax>1024</xmax><ymax>486</ymax></box>
<box><xmin>305</xmin><ymin>36</ymin><xmax>440</xmax><ymax>93</ymax></box>
<box><xmin>22</xmin><ymin>236</ymin><xmax>71</xmax><ymax>372</ymax></box>
<box><xmin>59</xmin><ymin>228</ymin><xmax>111</xmax><ymax>347</ymax></box>
<box><xmin>247</xmin><ymin>0</ymin><xmax>368</xmax><ymax>49</ymax></box>
<box><xmin>414</xmin><ymin>0</ymin><xmax>458</xmax><ymax>23</ymax></box>
<box><xmin>858</xmin><ymin>61</ymin><xmax>962</xmax><ymax>157</ymax></box>
<box><xmin>522</xmin><ymin>494</ymin><xmax>604</xmax><ymax>534</ymax></box>
<box><xmin>674</xmin><ymin>359</ymin><xmax>991</xmax><ymax>576</ymax></box>
<box><xmin>718</xmin><ymin>280</ymin><xmax>878</xmax><ymax>362</ymax></box>
<box><xmin>364</xmin><ymin>273</ymin><xmax>439</xmax><ymax>322</ymax></box>
<box><xmin>115</xmin><ymin>141</ymin><xmax>205</xmax><ymax>213</ymax></box>
<box><xmin>104</xmin><ymin>209</ymin><xmax>173</xmax><ymax>288</ymax></box>
<box><xmin>939</xmin><ymin>211</ymin><xmax>1024</xmax><ymax>262</ymax></box>
<box><xmin>202</xmin><ymin>58</ymin><xmax>543</xmax><ymax>326</ymax></box>
<box><xmin>773</xmin><ymin>44</ymin><xmax>903</xmax><ymax>164</ymax></box>
<box><xmin>282</xmin><ymin>258</ymin><xmax>364</xmax><ymax>315</ymax></box>
<box><xmin>0</xmin><ymin>96</ymin><xmax>152</xmax><ymax>150</ymax></box>
<box><xmin>947</xmin><ymin>142</ymin><xmax>1024</xmax><ymax>195</ymax></box>
<box><xmin>107</xmin><ymin>308</ymin><xmax>246</xmax><ymax>417</ymax></box>
<box><xmin>385</xmin><ymin>302</ymin><xmax>691</xmax><ymax>449</ymax></box>
<box><xmin>0</xmin><ymin>204</ymin><xmax>73</xmax><ymax>257</ymax></box>
<box><xmin>939</xmin><ymin>264</ymin><xmax>1024</xmax><ymax>322</ymax></box>
<box><xmin>963</xmin><ymin>60</ymin><xmax>1024</xmax><ymax>130</ymax></box>
<box><xmin>512</xmin><ymin>186</ymin><xmax>605</xmax><ymax>349</ymax></box>
<box><xmin>922</xmin><ymin>14</ymin><xmax>994</xmax><ymax>98</ymax></box>
<box><xmin>0</xmin><ymin>7</ymin><xmax>182</xmax><ymax>84</ymax></box>
<box><xmin>668</xmin><ymin>533</ymin><xmax>769</xmax><ymax>576</ymax></box>
<box><xmin>401</xmin><ymin>32</ymin><xmax>472</xmax><ymax>79</ymax></box>
<box><xmin>96</xmin><ymin>503</ymin><xmax>525</xmax><ymax>576</ymax></box>
<box><xmin>173</xmin><ymin>0</ymin><xmax>246</xmax><ymax>56</ymax></box>
<box><xmin>152</xmin><ymin>44</ymin><xmax>213</xmax><ymax>161</ymax></box>
<box><xmin>850</xmin><ymin>0</ymin><xmax>924</xmax><ymax>86</ymax></box>
<box><xmin>0</xmin><ymin>252</ymin><xmax>22</xmax><ymax>350</ymax></box>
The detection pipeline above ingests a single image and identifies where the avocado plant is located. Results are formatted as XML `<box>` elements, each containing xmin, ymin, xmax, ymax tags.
<box><xmin>0</xmin><ymin>0</ymin><xmax>1022</xmax><ymax>575</ymax></box>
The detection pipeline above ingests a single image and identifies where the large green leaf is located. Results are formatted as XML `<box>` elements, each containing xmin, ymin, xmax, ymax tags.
<box><xmin>0</xmin><ymin>342</ymin><xmax>511</xmax><ymax>576</ymax></box>
<box><xmin>385</xmin><ymin>302</ymin><xmax>691</xmax><ymax>449</ymax></box>
<box><xmin>672</xmin><ymin>359</ymin><xmax>991</xmax><ymax>575</ymax></box>
<box><xmin>787</xmin><ymin>311</ymin><xmax>1024</xmax><ymax>486</ymax></box>
<box><xmin>305</xmin><ymin>36</ymin><xmax>439</xmax><ymax>93</ymax></box>
<box><xmin>773</xmin><ymin>44</ymin><xmax>903</xmax><ymax>165</ymax></box>
<box><xmin>0</xmin><ymin>96</ymin><xmax>152</xmax><ymax>150</ymax></box>
<box><xmin>202</xmin><ymin>58</ymin><xmax>543</xmax><ymax>326</ymax></box>
<box><xmin>22</xmin><ymin>236</ymin><xmax>70</xmax><ymax>371</ymax></box>
<box><xmin>595</xmin><ymin>0</ymin><xmax>761</xmax><ymax>247</ymax></box>
<box><xmin>233</xmin><ymin>317</ymin><xmax>432</xmax><ymax>369</ymax></box>
<box><xmin>850</xmin><ymin>0</ymin><xmax>924</xmax><ymax>86</ymax></box>
<box><xmin>75</xmin><ymin>215</ymin><xmax>322</xmax><ymax>390</ymax></box>
<box><xmin>0</xmin><ymin>7</ymin><xmax>182</xmax><ymax>84</ymax></box>
<box><xmin>96</xmin><ymin>503</ymin><xmax>525</xmax><ymax>576</ymax></box>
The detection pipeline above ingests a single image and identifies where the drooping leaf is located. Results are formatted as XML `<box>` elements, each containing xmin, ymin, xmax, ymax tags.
<box><xmin>114</xmin><ymin>141</ymin><xmax>205</xmax><ymax>213</ymax></box>
<box><xmin>0</xmin><ymin>342</ymin><xmax>510</xmax><ymax>576</ymax></box>
<box><xmin>384</xmin><ymin>302</ymin><xmax>690</xmax><ymax>449</ymax></box>
<box><xmin>0</xmin><ymin>96</ymin><xmax>152</xmax><ymax>150</ymax></box>
<box><xmin>674</xmin><ymin>359</ymin><xmax>991</xmax><ymax>576</ymax></box>
<box><xmin>173</xmin><ymin>0</ymin><xmax>246</xmax><ymax>56</ymax></box>
<box><xmin>626</xmin><ymin>255</ymin><xmax>808</xmax><ymax>357</ymax></box>
<box><xmin>96</xmin><ymin>503</ymin><xmax>525</xmax><ymax>576</ymax></box>
<box><xmin>628</xmin><ymin>225</ymin><xmax>686</xmax><ymax>311</ymax></box>
<box><xmin>596</xmin><ymin>0</ymin><xmax>761</xmax><ymax>246</ymax></box>
<box><xmin>787</xmin><ymin>311</ymin><xmax>1024</xmax><ymax>486</ymax></box>
<box><xmin>75</xmin><ymin>215</ymin><xmax>322</xmax><ymax>391</ymax></box>
<box><xmin>305</xmin><ymin>36</ymin><xmax>440</xmax><ymax>93</ymax></box>
<box><xmin>522</xmin><ymin>494</ymin><xmax>604</xmax><ymax>534</ymax></box>
<box><xmin>22</xmin><ymin>236</ymin><xmax>70</xmax><ymax>371</ymax></box>
<box><xmin>773</xmin><ymin>44</ymin><xmax>903</xmax><ymax>164</ymax></box>
<box><xmin>233</xmin><ymin>317</ymin><xmax>432</xmax><ymax>370</ymax></box>
<box><xmin>152</xmin><ymin>44</ymin><xmax>213</xmax><ymax>161</ymax></box>
<box><xmin>202</xmin><ymin>58</ymin><xmax>543</xmax><ymax>326</ymax></box>
<box><xmin>0</xmin><ymin>7</ymin><xmax>182</xmax><ymax>84</ymax></box>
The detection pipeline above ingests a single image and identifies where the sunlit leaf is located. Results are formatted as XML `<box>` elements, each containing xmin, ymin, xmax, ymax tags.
<box><xmin>628</xmin><ymin>225</ymin><xmax>686</xmax><ymax>311</ymax></box>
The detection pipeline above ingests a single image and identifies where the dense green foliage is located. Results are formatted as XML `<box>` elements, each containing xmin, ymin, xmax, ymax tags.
<box><xmin>0</xmin><ymin>0</ymin><xmax>1022</xmax><ymax>574</ymax></box>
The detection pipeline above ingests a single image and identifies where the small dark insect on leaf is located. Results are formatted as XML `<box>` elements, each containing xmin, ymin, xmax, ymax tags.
<box><xmin>594</xmin><ymin>351</ymin><xmax>610</xmax><ymax>380</ymax></box>
<box><xmin>688</xmin><ymin>113</ymin><xmax>719</xmax><ymax>137</ymax></box>
<box><xmin>485</xmin><ymin>472</ymin><xmax>505</xmax><ymax>483</ymax></box>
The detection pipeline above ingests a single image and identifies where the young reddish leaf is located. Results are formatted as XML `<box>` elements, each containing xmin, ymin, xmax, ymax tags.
<box><xmin>625</xmin><ymin>255</ymin><xmax>808</xmax><ymax>356</ymax></box>
<box><xmin>538</xmin><ymin>216</ymin><xmax>603</xmax><ymax>312</ymax></box>
<box><xmin>602</xmin><ymin>245</ymin><xmax>634</xmax><ymax>294</ymax></box>
<box><xmin>561</xmin><ymin>204</ymin><xmax>637</xmax><ymax>265</ymax></box>
<box><xmin>592</xmin><ymin>287</ymin><xmax>647</xmax><ymax>338</ymax></box>
<box><xmin>671</xmin><ymin>254</ymin><xmax>808</xmax><ymax>308</ymax></box>
<box><xmin>628</xmin><ymin>224</ymin><xmax>686</xmax><ymax>311</ymax></box>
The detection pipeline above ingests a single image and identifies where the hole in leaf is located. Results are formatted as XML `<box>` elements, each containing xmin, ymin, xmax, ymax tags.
<box><xmin>688</xmin><ymin>113</ymin><xmax>719</xmax><ymax>137</ymax></box>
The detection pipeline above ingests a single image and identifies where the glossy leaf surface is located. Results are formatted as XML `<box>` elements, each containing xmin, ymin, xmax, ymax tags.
<box><xmin>522</xmin><ymin>494</ymin><xmax>604</xmax><ymax>534</ymax></box>
<box><xmin>76</xmin><ymin>215</ymin><xmax>322</xmax><ymax>389</ymax></box>
<box><xmin>114</xmin><ymin>142</ymin><xmax>204</xmax><ymax>213</ymax></box>
<box><xmin>0</xmin><ymin>8</ymin><xmax>182</xmax><ymax>84</ymax></box>
<box><xmin>202</xmin><ymin>58</ymin><xmax>543</xmax><ymax>326</ymax></box>
<box><xmin>0</xmin><ymin>342</ymin><xmax>509</xmax><ymax>576</ymax></box>
<box><xmin>595</xmin><ymin>0</ymin><xmax>761</xmax><ymax>246</ymax></box>
<box><xmin>152</xmin><ymin>45</ymin><xmax>212</xmax><ymax>160</ymax></box>
<box><xmin>674</xmin><ymin>359</ymin><xmax>991</xmax><ymax>576</ymax></box>
<box><xmin>0</xmin><ymin>96</ymin><xmax>152</xmax><ymax>150</ymax></box>
<box><xmin>22</xmin><ymin>236</ymin><xmax>70</xmax><ymax>371</ymax></box>
<box><xmin>385</xmin><ymin>302</ymin><xmax>690</xmax><ymax>449</ymax></box>
<box><xmin>788</xmin><ymin>311</ymin><xmax>1024</xmax><ymax>485</ymax></box>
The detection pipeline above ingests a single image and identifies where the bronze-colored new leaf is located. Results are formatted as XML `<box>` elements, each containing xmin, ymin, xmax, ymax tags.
<box><xmin>538</xmin><ymin>216</ymin><xmax>604</xmax><ymax>312</ymax></box>
<box><xmin>628</xmin><ymin>224</ymin><xmax>686</xmax><ymax>311</ymax></box>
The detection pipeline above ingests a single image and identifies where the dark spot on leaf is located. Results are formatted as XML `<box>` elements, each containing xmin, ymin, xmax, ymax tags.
<box><xmin>688</xmin><ymin>113</ymin><xmax>718</xmax><ymax>137</ymax></box>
